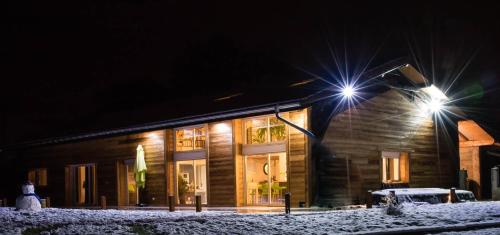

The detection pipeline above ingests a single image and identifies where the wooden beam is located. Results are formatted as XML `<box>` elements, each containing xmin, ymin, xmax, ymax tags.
<box><xmin>399</xmin><ymin>65</ymin><xmax>427</xmax><ymax>85</ymax></box>
<box><xmin>458</xmin><ymin>120</ymin><xmax>495</xmax><ymax>147</ymax></box>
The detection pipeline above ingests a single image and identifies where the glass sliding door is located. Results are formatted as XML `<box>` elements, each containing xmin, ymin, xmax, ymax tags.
<box><xmin>245</xmin><ymin>155</ymin><xmax>269</xmax><ymax>205</ymax></box>
<box><xmin>269</xmin><ymin>153</ymin><xmax>287</xmax><ymax>205</ymax></box>
<box><xmin>245</xmin><ymin>152</ymin><xmax>287</xmax><ymax>206</ymax></box>
<box><xmin>176</xmin><ymin>159</ymin><xmax>207</xmax><ymax>205</ymax></box>
<box><xmin>194</xmin><ymin>159</ymin><xmax>207</xmax><ymax>204</ymax></box>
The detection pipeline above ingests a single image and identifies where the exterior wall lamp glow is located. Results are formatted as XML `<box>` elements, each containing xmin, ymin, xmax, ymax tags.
<box><xmin>418</xmin><ymin>85</ymin><xmax>448</xmax><ymax>115</ymax></box>
<box><xmin>342</xmin><ymin>85</ymin><xmax>355</xmax><ymax>98</ymax></box>
<box><xmin>427</xmin><ymin>99</ymin><xmax>443</xmax><ymax>113</ymax></box>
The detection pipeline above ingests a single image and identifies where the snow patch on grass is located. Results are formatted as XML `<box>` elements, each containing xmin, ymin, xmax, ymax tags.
<box><xmin>0</xmin><ymin>202</ymin><xmax>499</xmax><ymax>234</ymax></box>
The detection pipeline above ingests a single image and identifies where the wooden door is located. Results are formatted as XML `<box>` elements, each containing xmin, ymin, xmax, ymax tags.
<box><xmin>117</xmin><ymin>159</ymin><xmax>137</xmax><ymax>206</ymax></box>
<box><xmin>65</xmin><ymin>164</ymin><xmax>96</xmax><ymax>206</ymax></box>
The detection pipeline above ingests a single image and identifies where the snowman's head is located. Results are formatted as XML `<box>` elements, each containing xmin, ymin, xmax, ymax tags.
<box><xmin>22</xmin><ymin>181</ymin><xmax>35</xmax><ymax>194</ymax></box>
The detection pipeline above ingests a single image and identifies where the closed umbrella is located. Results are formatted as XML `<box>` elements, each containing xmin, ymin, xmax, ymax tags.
<box><xmin>135</xmin><ymin>145</ymin><xmax>147</xmax><ymax>205</ymax></box>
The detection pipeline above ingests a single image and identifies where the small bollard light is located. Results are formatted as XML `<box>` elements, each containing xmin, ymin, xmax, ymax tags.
<box><xmin>46</xmin><ymin>197</ymin><xmax>51</xmax><ymax>208</ymax></box>
<box><xmin>366</xmin><ymin>190</ymin><xmax>373</xmax><ymax>209</ymax></box>
<box><xmin>285</xmin><ymin>192</ymin><xmax>291</xmax><ymax>214</ymax></box>
<box><xmin>41</xmin><ymin>199</ymin><xmax>47</xmax><ymax>208</ymax></box>
<box><xmin>195</xmin><ymin>195</ymin><xmax>202</xmax><ymax>212</ymax></box>
<box><xmin>3</xmin><ymin>198</ymin><xmax>7</xmax><ymax>207</ymax></box>
<box><xmin>168</xmin><ymin>195</ymin><xmax>175</xmax><ymax>212</ymax></box>
<box><xmin>0</xmin><ymin>199</ymin><xmax>2</xmax><ymax>207</ymax></box>
<box><xmin>449</xmin><ymin>187</ymin><xmax>459</xmax><ymax>203</ymax></box>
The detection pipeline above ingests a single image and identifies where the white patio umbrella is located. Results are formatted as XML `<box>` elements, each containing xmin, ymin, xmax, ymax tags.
<box><xmin>135</xmin><ymin>145</ymin><xmax>147</xmax><ymax>205</ymax></box>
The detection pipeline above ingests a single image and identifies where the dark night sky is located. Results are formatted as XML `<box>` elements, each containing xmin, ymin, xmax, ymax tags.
<box><xmin>2</xmin><ymin>1</ymin><xmax>500</xmax><ymax>146</ymax></box>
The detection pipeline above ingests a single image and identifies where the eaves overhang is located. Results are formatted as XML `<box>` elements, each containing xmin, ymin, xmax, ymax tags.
<box><xmin>0</xmin><ymin>99</ymin><xmax>307</xmax><ymax>151</ymax></box>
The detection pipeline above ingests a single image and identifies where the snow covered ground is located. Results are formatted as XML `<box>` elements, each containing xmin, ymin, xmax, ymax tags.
<box><xmin>1</xmin><ymin>201</ymin><xmax>500</xmax><ymax>234</ymax></box>
<box><xmin>372</xmin><ymin>188</ymin><xmax>476</xmax><ymax>204</ymax></box>
<box><xmin>437</xmin><ymin>228</ymin><xmax>500</xmax><ymax>235</ymax></box>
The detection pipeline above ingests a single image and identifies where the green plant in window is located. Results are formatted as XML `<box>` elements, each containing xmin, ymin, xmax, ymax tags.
<box><xmin>177</xmin><ymin>175</ymin><xmax>189</xmax><ymax>204</ymax></box>
<box><xmin>253</xmin><ymin>128</ymin><xmax>267</xmax><ymax>144</ymax></box>
<box><xmin>270</xmin><ymin>125</ymin><xmax>286</xmax><ymax>141</ymax></box>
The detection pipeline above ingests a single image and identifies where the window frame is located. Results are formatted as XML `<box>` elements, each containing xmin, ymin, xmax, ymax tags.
<box><xmin>67</xmin><ymin>163</ymin><xmax>97</xmax><ymax>206</ymax></box>
<box><xmin>174</xmin><ymin>124</ymin><xmax>208</xmax><ymax>153</ymax></box>
<box><xmin>380</xmin><ymin>151</ymin><xmax>410</xmax><ymax>184</ymax></box>
<box><xmin>28</xmin><ymin>168</ymin><xmax>48</xmax><ymax>187</ymax></box>
<box><xmin>243</xmin><ymin>115</ymin><xmax>288</xmax><ymax>145</ymax></box>
<box><xmin>175</xmin><ymin>158</ymin><xmax>208</xmax><ymax>205</ymax></box>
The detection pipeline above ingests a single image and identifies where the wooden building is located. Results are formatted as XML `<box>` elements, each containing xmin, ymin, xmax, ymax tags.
<box><xmin>5</xmin><ymin>109</ymin><xmax>309</xmax><ymax>208</ymax></box>
<box><xmin>1</xmin><ymin>59</ymin><xmax>491</xmax><ymax>208</ymax></box>
<box><xmin>458</xmin><ymin>120</ymin><xmax>500</xmax><ymax>199</ymax></box>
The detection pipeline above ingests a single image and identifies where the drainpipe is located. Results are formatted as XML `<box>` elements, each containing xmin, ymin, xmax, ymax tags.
<box><xmin>275</xmin><ymin>105</ymin><xmax>316</xmax><ymax>139</ymax></box>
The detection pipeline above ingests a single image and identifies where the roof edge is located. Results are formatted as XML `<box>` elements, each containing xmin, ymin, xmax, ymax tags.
<box><xmin>0</xmin><ymin>57</ymin><xmax>416</xmax><ymax>151</ymax></box>
<box><xmin>1</xmin><ymin>99</ymin><xmax>307</xmax><ymax>151</ymax></box>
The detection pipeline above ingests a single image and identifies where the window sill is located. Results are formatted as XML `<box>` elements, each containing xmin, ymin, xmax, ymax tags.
<box><xmin>242</xmin><ymin>142</ymin><xmax>287</xmax><ymax>155</ymax></box>
<box><xmin>381</xmin><ymin>182</ymin><xmax>410</xmax><ymax>189</ymax></box>
<box><xmin>174</xmin><ymin>150</ymin><xmax>207</xmax><ymax>161</ymax></box>
<box><xmin>174</xmin><ymin>149</ymin><xmax>206</xmax><ymax>154</ymax></box>
<box><xmin>245</xmin><ymin>141</ymin><xmax>287</xmax><ymax>146</ymax></box>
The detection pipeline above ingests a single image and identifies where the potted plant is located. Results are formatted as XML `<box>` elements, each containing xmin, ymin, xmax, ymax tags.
<box><xmin>177</xmin><ymin>175</ymin><xmax>189</xmax><ymax>204</ymax></box>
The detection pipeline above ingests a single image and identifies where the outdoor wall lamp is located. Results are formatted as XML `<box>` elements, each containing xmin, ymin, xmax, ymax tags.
<box><xmin>418</xmin><ymin>85</ymin><xmax>448</xmax><ymax>115</ymax></box>
<box><xmin>342</xmin><ymin>85</ymin><xmax>355</xmax><ymax>98</ymax></box>
<box><xmin>426</xmin><ymin>99</ymin><xmax>443</xmax><ymax>113</ymax></box>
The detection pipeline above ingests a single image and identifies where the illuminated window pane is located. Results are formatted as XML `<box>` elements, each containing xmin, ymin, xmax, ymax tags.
<box><xmin>269</xmin><ymin>117</ymin><xmax>286</xmax><ymax>142</ymax></box>
<box><xmin>245</xmin><ymin>152</ymin><xmax>287</xmax><ymax>206</ymax></box>
<box><xmin>28</xmin><ymin>168</ymin><xmax>48</xmax><ymax>186</ymax></box>
<box><xmin>269</xmin><ymin>117</ymin><xmax>281</xmax><ymax>125</ymax></box>
<box><xmin>175</xmin><ymin>127</ymin><xmax>206</xmax><ymax>152</ymax></box>
<box><xmin>246</xmin><ymin>116</ymin><xmax>287</xmax><ymax>144</ymax></box>
<box><xmin>176</xmin><ymin>159</ymin><xmax>207</xmax><ymax>205</ymax></box>
<box><xmin>381</xmin><ymin>152</ymin><xmax>409</xmax><ymax>184</ymax></box>
<box><xmin>246</xmin><ymin>118</ymin><xmax>268</xmax><ymax>144</ymax></box>
<box><xmin>194</xmin><ymin>127</ymin><xmax>206</xmax><ymax>150</ymax></box>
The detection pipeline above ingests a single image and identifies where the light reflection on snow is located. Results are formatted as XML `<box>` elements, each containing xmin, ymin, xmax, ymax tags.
<box><xmin>1</xmin><ymin>202</ymin><xmax>500</xmax><ymax>234</ymax></box>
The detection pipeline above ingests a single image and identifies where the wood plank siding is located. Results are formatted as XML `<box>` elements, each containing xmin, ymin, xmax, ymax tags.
<box><xmin>4</xmin><ymin>92</ymin><xmax>458</xmax><ymax>208</ymax></box>
<box><xmin>288</xmin><ymin>110</ymin><xmax>309</xmax><ymax>207</ymax></box>
<box><xmin>233</xmin><ymin>119</ymin><xmax>245</xmax><ymax>206</ymax></box>
<box><xmin>319</xmin><ymin>90</ymin><xmax>455</xmax><ymax>206</ymax></box>
<box><xmin>7</xmin><ymin>109</ymin><xmax>309</xmax><ymax>208</ymax></box>
<box><xmin>208</xmin><ymin>121</ymin><xmax>236</xmax><ymax>206</ymax></box>
<box><xmin>165</xmin><ymin>129</ymin><xmax>175</xmax><ymax>203</ymax></box>
<box><xmin>458</xmin><ymin>120</ymin><xmax>496</xmax><ymax>199</ymax></box>
<box><xmin>15</xmin><ymin>130</ymin><xmax>166</xmax><ymax>207</ymax></box>
<box><xmin>459</xmin><ymin>146</ymin><xmax>481</xmax><ymax>198</ymax></box>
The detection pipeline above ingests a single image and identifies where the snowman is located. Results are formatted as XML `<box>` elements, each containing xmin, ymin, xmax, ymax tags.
<box><xmin>15</xmin><ymin>181</ymin><xmax>42</xmax><ymax>212</ymax></box>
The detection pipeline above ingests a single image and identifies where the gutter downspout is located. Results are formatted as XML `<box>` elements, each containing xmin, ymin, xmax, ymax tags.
<box><xmin>275</xmin><ymin>105</ymin><xmax>316</xmax><ymax>139</ymax></box>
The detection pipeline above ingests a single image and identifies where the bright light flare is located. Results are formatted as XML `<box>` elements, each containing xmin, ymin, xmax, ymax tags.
<box><xmin>419</xmin><ymin>99</ymin><xmax>444</xmax><ymax>116</ymax></box>
<box><xmin>427</xmin><ymin>99</ymin><xmax>443</xmax><ymax>113</ymax></box>
<box><xmin>422</xmin><ymin>85</ymin><xmax>449</xmax><ymax>101</ymax></box>
<box><xmin>342</xmin><ymin>85</ymin><xmax>355</xmax><ymax>98</ymax></box>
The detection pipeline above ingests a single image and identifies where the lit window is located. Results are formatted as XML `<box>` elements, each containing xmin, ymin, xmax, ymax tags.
<box><xmin>28</xmin><ymin>168</ymin><xmax>47</xmax><ymax>186</ymax></box>
<box><xmin>245</xmin><ymin>116</ymin><xmax>286</xmax><ymax>144</ymax></box>
<box><xmin>381</xmin><ymin>152</ymin><xmax>409</xmax><ymax>183</ymax></box>
<box><xmin>175</xmin><ymin>126</ymin><xmax>206</xmax><ymax>152</ymax></box>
